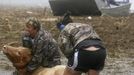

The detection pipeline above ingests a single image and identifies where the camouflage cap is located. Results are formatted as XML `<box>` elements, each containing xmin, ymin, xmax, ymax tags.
<box><xmin>26</xmin><ymin>17</ymin><xmax>41</xmax><ymax>31</ymax></box>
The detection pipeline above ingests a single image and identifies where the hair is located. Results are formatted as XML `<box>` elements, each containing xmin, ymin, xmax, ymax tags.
<box><xmin>26</xmin><ymin>17</ymin><xmax>41</xmax><ymax>31</ymax></box>
<box><xmin>62</xmin><ymin>11</ymin><xmax>73</xmax><ymax>25</ymax></box>
<box><xmin>56</xmin><ymin>11</ymin><xmax>73</xmax><ymax>31</ymax></box>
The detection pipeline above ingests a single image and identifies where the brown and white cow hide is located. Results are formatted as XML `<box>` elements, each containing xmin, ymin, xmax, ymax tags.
<box><xmin>2</xmin><ymin>45</ymin><xmax>66</xmax><ymax>75</ymax></box>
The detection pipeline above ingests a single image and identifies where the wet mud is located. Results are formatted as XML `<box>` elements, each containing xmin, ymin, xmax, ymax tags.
<box><xmin>0</xmin><ymin>6</ymin><xmax>134</xmax><ymax>75</ymax></box>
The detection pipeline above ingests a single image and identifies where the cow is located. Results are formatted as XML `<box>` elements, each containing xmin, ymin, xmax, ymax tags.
<box><xmin>1</xmin><ymin>45</ymin><xmax>66</xmax><ymax>75</ymax></box>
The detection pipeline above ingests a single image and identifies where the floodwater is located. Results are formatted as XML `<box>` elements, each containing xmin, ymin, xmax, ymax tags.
<box><xmin>0</xmin><ymin>52</ymin><xmax>15</xmax><ymax>75</ymax></box>
<box><xmin>0</xmin><ymin>6</ymin><xmax>134</xmax><ymax>75</ymax></box>
<box><xmin>0</xmin><ymin>50</ymin><xmax>134</xmax><ymax>75</ymax></box>
<box><xmin>0</xmin><ymin>70</ymin><xmax>13</xmax><ymax>75</ymax></box>
<box><xmin>101</xmin><ymin>57</ymin><xmax>134</xmax><ymax>75</ymax></box>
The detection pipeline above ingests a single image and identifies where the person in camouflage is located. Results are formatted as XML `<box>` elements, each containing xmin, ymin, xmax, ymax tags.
<box><xmin>57</xmin><ymin>16</ymin><xmax>106</xmax><ymax>75</ymax></box>
<box><xmin>19</xmin><ymin>17</ymin><xmax>61</xmax><ymax>75</ymax></box>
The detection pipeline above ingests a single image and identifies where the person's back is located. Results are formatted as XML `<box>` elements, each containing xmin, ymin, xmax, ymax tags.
<box><xmin>58</xmin><ymin>23</ymin><xmax>106</xmax><ymax>75</ymax></box>
<box><xmin>58</xmin><ymin>23</ymin><xmax>101</xmax><ymax>57</ymax></box>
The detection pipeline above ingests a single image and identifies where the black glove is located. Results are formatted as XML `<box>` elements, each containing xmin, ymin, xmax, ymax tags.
<box><xmin>22</xmin><ymin>36</ymin><xmax>33</xmax><ymax>49</ymax></box>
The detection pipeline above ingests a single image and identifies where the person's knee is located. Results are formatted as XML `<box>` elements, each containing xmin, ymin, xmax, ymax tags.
<box><xmin>88</xmin><ymin>69</ymin><xmax>99</xmax><ymax>75</ymax></box>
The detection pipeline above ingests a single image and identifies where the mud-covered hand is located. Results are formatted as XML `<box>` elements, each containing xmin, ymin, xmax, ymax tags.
<box><xmin>18</xmin><ymin>68</ymin><xmax>27</xmax><ymax>75</ymax></box>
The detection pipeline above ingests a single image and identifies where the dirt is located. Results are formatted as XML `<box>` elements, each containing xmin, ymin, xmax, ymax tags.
<box><xmin>0</xmin><ymin>6</ymin><xmax>134</xmax><ymax>75</ymax></box>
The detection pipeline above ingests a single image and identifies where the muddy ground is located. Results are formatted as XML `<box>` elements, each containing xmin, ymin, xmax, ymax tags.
<box><xmin>0</xmin><ymin>6</ymin><xmax>134</xmax><ymax>75</ymax></box>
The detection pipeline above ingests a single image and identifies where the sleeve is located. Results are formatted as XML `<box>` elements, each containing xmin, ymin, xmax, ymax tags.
<box><xmin>21</xmin><ymin>31</ymin><xmax>33</xmax><ymax>49</ymax></box>
<box><xmin>26</xmin><ymin>37</ymin><xmax>49</xmax><ymax>72</ymax></box>
<box><xmin>58</xmin><ymin>30</ymin><xmax>73</xmax><ymax>58</ymax></box>
<box><xmin>58</xmin><ymin>30</ymin><xmax>68</xmax><ymax>52</ymax></box>
<box><xmin>22</xmin><ymin>36</ymin><xmax>33</xmax><ymax>49</ymax></box>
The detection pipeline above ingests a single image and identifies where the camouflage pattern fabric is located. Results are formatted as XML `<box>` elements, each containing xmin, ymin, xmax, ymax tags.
<box><xmin>58</xmin><ymin>23</ymin><xmax>101</xmax><ymax>57</ymax></box>
<box><xmin>22</xmin><ymin>29</ymin><xmax>61</xmax><ymax>72</ymax></box>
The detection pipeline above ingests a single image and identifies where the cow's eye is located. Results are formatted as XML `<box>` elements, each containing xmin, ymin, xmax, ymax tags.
<box><xmin>3</xmin><ymin>45</ymin><xmax>7</xmax><ymax>50</ymax></box>
<box><xmin>16</xmin><ymin>52</ymin><xmax>20</xmax><ymax>56</ymax></box>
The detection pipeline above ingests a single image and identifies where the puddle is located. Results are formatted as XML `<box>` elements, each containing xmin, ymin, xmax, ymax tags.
<box><xmin>0</xmin><ymin>69</ymin><xmax>13</xmax><ymax>75</ymax></box>
<box><xmin>0</xmin><ymin>52</ymin><xmax>134</xmax><ymax>75</ymax></box>
<box><xmin>0</xmin><ymin>52</ymin><xmax>15</xmax><ymax>75</ymax></box>
<box><xmin>101</xmin><ymin>57</ymin><xmax>134</xmax><ymax>75</ymax></box>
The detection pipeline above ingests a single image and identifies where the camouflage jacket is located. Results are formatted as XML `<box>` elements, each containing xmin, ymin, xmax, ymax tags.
<box><xmin>58</xmin><ymin>23</ymin><xmax>101</xmax><ymax>57</ymax></box>
<box><xmin>22</xmin><ymin>29</ymin><xmax>61</xmax><ymax>71</ymax></box>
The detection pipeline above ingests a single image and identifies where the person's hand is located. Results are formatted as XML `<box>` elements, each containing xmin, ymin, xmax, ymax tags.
<box><xmin>18</xmin><ymin>68</ymin><xmax>33</xmax><ymax>75</ymax></box>
<box><xmin>14</xmin><ymin>63</ymin><xmax>26</xmax><ymax>69</ymax></box>
<box><xmin>21</xmin><ymin>31</ymin><xmax>30</xmax><ymax>37</ymax></box>
<box><xmin>18</xmin><ymin>68</ymin><xmax>27</xmax><ymax>75</ymax></box>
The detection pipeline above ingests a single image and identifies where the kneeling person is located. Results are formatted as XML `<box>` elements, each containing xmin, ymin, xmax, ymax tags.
<box><xmin>58</xmin><ymin>22</ymin><xmax>106</xmax><ymax>75</ymax></box>
<box><xmin>20</xmin><ymin>17</ymin><xmax>61</xmax><ymax>75</ymax></box>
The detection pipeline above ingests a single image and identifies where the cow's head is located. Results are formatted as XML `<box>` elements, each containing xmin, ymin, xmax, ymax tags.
<box><xmin>2</xmin><ymin>45</ymin><xmax>32</xmax><ymax>69</ymax></box>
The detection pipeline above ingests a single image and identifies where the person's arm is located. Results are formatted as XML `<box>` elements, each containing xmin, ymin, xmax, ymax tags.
<box><xmin>58</xmin><ymin>30</ymin><xmax>73</xmax><ymax>58</ymax></box>
<box><xmin>21</xmin><ymin>31</ymin><xmax>33</xmax><ymax>49</ymax></box>
<box><xmin>26</xmin><ymin>38</ymin><xmax>49</xmax><ymax>72</ymax></box>
<box><xmin>58</xmin><ymin>30</ymin><xmax>68</xmax><ymax>52</ymax></box>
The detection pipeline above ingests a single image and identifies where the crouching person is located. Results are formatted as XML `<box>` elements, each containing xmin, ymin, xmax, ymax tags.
<box><xmin>58</xmin><ymin>22</ymin><xmax>106</xmax><ymax>75</ymax></box>
<box><xmin>13</xmin><ymin>17</ymin><xmax>61</xmax><ymax>75</ymax></box>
